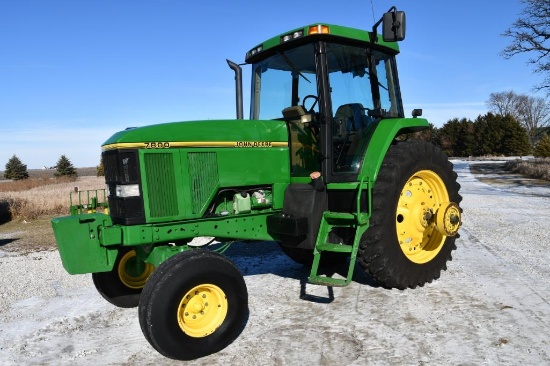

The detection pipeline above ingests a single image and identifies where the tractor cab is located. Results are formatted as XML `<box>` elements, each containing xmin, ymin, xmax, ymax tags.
<box><xmin>243</xmin><ymin>14</ymin><xmax>406</xmax><ymax>184</ymax></box>
<box><xmin>233</xmin><ymin>10</ymin><xmax>417</xmax><ymax>281</ymax></box>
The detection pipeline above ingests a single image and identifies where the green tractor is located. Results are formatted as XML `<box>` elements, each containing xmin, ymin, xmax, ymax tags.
<box><xmin>52</xmin><ymin>7</ymin><xmax>461</xmax><ymax>361</ymax></box>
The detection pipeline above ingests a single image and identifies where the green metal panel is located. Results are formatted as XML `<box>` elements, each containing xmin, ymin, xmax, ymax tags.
<box><xmin>360</xmin><ymin>117</ymin><xmax>429</xmax><ymax>182</ymax></box>
<box><xmin>215</xmin><ymin>147</ymin><xmax>290</xmax><ymax>187</ymax></box>
<box><xmin>51</xmin><ymin>213</ymin><xmax>118</xmax><ymax>274</ymax></box>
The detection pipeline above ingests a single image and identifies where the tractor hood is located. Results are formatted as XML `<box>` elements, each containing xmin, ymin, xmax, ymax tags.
<box><xmin>102</xmin><ymin>119</ymin><xmax>289</xmax><ymax>150</ymax></box>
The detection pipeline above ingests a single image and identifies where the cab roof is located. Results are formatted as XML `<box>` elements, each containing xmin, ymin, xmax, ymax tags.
<box><xmin>245</xmin><ymin>23</ymin><xmax>400</xmax><ymax>63</ymax></box>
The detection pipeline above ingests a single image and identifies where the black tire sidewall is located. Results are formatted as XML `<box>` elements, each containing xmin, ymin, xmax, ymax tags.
<box><xmin>139</xmin><ymin>250</ymin><xmax>248</xmax><ymax>360</ymax></box>
<box><xmin>360</xmin><ymin>141</ymin><xmax>461</xmax><ymax>288</ymax></box>
<box><xmin>92</xmin><ymin>247</ymin><xmax>142</xmax><ymax>308</ymax></box>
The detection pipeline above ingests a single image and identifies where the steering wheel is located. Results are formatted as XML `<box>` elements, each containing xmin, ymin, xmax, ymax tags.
<box><xmin>302</xmin><ymin>95</ymin><xmax>318</xmax><ymax>113</ymax></box>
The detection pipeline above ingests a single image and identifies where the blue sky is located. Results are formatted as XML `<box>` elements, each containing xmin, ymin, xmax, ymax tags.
<box><xmin>0</xmin><ymin>0</ymin><xmax>544</xmax><ymax>169</ymax></box>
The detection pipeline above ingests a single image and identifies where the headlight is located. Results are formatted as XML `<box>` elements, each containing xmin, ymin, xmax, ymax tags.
<box><xmin>115</xmin><ymin>184</ymin><xmax>140</xmax><ymax>197</ymax></box>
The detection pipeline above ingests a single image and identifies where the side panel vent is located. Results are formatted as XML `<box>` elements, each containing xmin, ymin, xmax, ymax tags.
<box><xmin>144</xmin><ymin>153</ymin><xmax>179</xmax><ymax>218</ymax></box>
<box><xmin>188</xmin><ymin>152</ymin><xmax>218</xmax><ymax>214</ymax></box>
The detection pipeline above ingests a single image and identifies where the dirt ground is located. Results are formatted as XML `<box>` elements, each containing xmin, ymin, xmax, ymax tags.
<box><xmin>0</xmin><ymin>160</ymin><xmax>549</xmax><ymax>365</ymax></box>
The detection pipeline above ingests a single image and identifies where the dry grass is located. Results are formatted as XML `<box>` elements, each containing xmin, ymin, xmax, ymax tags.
<box><xmin>0</xmin><ymin>176</ymin><xmax>76</xmax><ymax>192</ymax></box>
<box><xmin>0</xmin><ymin>176</ymin><xmax>105</xmax><ymax>221</ymax></box>
<box><xmin>504</xmin><ymin>158</ymin><xmax>550</xmax><ymax>181</ymax></box>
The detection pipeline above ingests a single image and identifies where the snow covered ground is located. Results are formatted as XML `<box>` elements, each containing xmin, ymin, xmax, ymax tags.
<box><xmin>1</xmin><ymin>160</ymin><xmax>549</xmax><ymax>365</ymax></box>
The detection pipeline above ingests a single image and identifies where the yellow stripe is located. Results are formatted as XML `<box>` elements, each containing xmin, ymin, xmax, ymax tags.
<box><xmin>102</xmin><ymin>141</ymin><xmax>288</xmax><ymax>151</ymax></box>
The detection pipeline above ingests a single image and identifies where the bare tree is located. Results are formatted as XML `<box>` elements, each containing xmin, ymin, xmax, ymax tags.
<box><xmin>486</xmin><ymin>91</ymin><xmax>550</xmax><ymax>145</ymax></box>
<box><xmin>501</xmin><ymin>0</ymin><xmax>550</xmax><ymax>93</ymax></box>
<box><xmin>521</xmin><ymin>95</ymin><xmax>550</xmax><ymax>144</ymax></box>
<box><xmin>486</xmin><ymin>91</ymin><xmax>523</xmax><ymax>119</ymax></box>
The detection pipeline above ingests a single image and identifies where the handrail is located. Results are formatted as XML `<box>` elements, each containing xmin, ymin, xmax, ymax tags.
<box><xmin>70</xmin><ymin>189</ymin><xmax>109</xmax><ymax>215</ymax></box>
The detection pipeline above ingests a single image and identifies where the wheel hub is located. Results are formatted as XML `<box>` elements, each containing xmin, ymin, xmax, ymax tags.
<box><xmin>396</xmin><ymin>170</ymin><xmax>459</xmax><ymax>264</ymax></box>
<box><xmin>118</xmin><ymin>250</ymin><xmax>155</xmax><ymax>289</ymax></box>
<box><xmin>177</xmin><ymin>284</ymin><xmax>228</xmax><ymax>338</ymax></box>
<box><xmin>435</xmin><ymin>202</ymin><xmax>461</xmax><ymax>236</ymax></box>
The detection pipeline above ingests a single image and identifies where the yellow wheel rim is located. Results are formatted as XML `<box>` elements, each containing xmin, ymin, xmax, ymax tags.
<box><xmin>177</xmin><ymin>284</ymin><xmax>228</xmax><ymax>338</ymax></box>
<box><xmin>396</xmin><ymin>170</ymin><xmax>452</xmax><ymax>264</ymax></box>
<box><xmin>117</xmin><ymin>250</ymin><xmax>155</xmax><ymax>289</ymax></box>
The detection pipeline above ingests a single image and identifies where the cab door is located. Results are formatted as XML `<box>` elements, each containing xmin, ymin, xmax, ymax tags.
<box><xmin>318</xmin><ymin>42</ymin><xmax>403</xmax><ymax>184</ymax></box>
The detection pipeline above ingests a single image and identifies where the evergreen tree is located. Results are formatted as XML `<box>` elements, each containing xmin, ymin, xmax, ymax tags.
<box><xmin>4</xmin><ymin>155</ymin><xmax>29</xmax><ymax>180</ymax></box>
<box><xmin>54</xmin><ymin>155</ymin><xmax>77</xmax><ymax>178</ymax></box>
<box><xmin>474</xmin><ymin>113</ymin><xmax>531</xmax><ymax>156</ymax></box>
<box><xmin>500</xmin><ymin>116</ymin><xmax>532</xmax><ymax>156</ymax></box>
<box><xmin>473</xmin><ymin>113</ymin><xmax>506</xmax><ymax>155</ymax></box>
<box><xmin>397</xmin><ymin>123</ymin><xmax>436</xmax><ymax>142</ymax></box>
<box><xmin>96</xmin><ymin>155</ymin><xmax>104</xmax><ymax>177</ymax></box>
<box><xmin>434</xmin><ymin>118</ymin><xmax>475</xmax><ymax>157</ymax></box>
<box><xmin>534</xmin><ymin>134</ymin><xmax>550</xmax><ymax>157</ymax></box>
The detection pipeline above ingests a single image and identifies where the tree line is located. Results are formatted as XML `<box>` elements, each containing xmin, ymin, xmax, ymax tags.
<box><xmin>3</xmin><ymin>155</ymin><xmax>77</xmax><ymax>181</ymax></box>
<box><xmin>407</xmin><ymin>91</ymin><xmax>550</xmax><ymax>158</ymax></box>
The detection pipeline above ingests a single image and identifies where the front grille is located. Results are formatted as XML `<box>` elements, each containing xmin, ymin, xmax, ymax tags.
<box><xmin>103</xmin><ymin>149</ymin><xmax>140</xmax><ymax>184</ymax></box>
<box><xmin>102</xmin><ymin>149</ymin><xmax>145</xmax><ymax>225</ymax></box>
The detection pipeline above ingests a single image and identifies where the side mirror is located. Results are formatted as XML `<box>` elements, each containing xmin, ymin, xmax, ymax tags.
<box><xmin>382</xmin><ymin>10</ymin><xmax>406</xmax><ymax>42</ymax></box>
<box><xmin>412</xmin><ymin>109</ymin><xmax>423</xmax><ymax>118</ymax></box>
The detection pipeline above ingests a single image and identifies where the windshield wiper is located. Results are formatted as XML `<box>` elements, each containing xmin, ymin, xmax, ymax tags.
<box><xmin>277</xmin><ymin>51</ymin><xmax>311</xmax><ymax>83</ymax></box>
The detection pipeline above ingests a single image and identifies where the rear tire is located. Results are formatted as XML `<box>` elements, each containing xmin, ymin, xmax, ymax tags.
<box><xmin>92</xmin><ymin>247</ymin><xmax>154</xmax><ymax>308</ymax></box>
<box><xmin>138</xmin><ymin>249</ymin><xmax>248</xmax><ymax>360</ymax></box>
<box><xmin>358</xmin><ymin>141</ymin><xmax>462</xmax><ymax>289</ymax></box>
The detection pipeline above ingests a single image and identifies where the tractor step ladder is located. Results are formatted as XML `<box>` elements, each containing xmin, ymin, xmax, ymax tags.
<box><xmin>308</xmin><ymin>179</ymin><xmax>370</xmax><ymax>287</ymax></box>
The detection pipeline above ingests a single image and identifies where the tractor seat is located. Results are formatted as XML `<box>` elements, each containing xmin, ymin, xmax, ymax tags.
<box><xmin>334</xmin><ymin>103</ymin><xmax>367</xmax><ymax>135</ymax></box>
<box><xmin>282</xmin><ymin>105</ymin><xmax>312</xmax><ymax>124</ymax></box>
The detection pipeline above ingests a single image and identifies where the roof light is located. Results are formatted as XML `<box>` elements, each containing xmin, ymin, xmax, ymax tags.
<box><xmin>280</xmin><ymin>30</ymin><xmax>304</xmax><ymax>43</ymax></box>
<box><xmin>308</xmin><ymin>25</ymin><xmax>330</xmax><ymax>35</ymax></box>
<box><xmin>246</xmin><ymin>45</ymin><xmax>263</xmax><ymax>59</ymax></box>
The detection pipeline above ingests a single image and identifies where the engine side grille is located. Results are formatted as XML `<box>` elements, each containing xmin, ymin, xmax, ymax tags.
<box><xmin>188</xmin><ymin>152</ymin><xmax>218</xmax><ymax>214</ymax></box>
<box><xmin>144</xmin><ymin>153</ymin><xmax>179</xmax><ymax>218</ymax></box>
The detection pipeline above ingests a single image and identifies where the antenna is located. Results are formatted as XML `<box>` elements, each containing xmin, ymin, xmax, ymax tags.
<box><xmin>370</xmin><ymin>0</ymin><xmax>376</xmax><ymax>24</ymax></box>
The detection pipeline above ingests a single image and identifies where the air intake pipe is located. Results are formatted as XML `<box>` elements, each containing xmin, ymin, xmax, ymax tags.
<box><xmin>226</xmin><ymin>59</ymin><xmax>244</xmax><ymax>120</ymax></box>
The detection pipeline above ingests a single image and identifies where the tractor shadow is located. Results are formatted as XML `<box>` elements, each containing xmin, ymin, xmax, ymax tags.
<box><xmin>0</xmin><ymin>238</ymin><xmax>20</xmax><ymax>247</ymax></box>
<box><xmin>221</xmin><ymin>240</ymin><xmax>381</xmax><ymax>303</ymax></box>
<box><xmin>0</xmin><ymin>200</ymin><xmax>11</xmax><ymax>225</ymax></box>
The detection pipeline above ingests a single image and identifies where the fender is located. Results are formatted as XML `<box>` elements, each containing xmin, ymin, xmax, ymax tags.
<box><xmin>359</xmin><ymin>117</ymin><xmax>429</xmax><ymax>183</ymax></box>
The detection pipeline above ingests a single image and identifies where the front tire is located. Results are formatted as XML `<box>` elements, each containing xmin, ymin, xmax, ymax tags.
<box><xmin>358</xmin><ymin>141</ymin><xmax>462</xmax><ymax>289</ymax></box>
<box><xmin>138</xmin><ymin>249</ymin><xmax>248</xmax><ymax>360</ymax></box>
<box><xmin>92</xmin><ymin>247</ymin><xmax>154</xmax><ymax>308</ymax></box>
